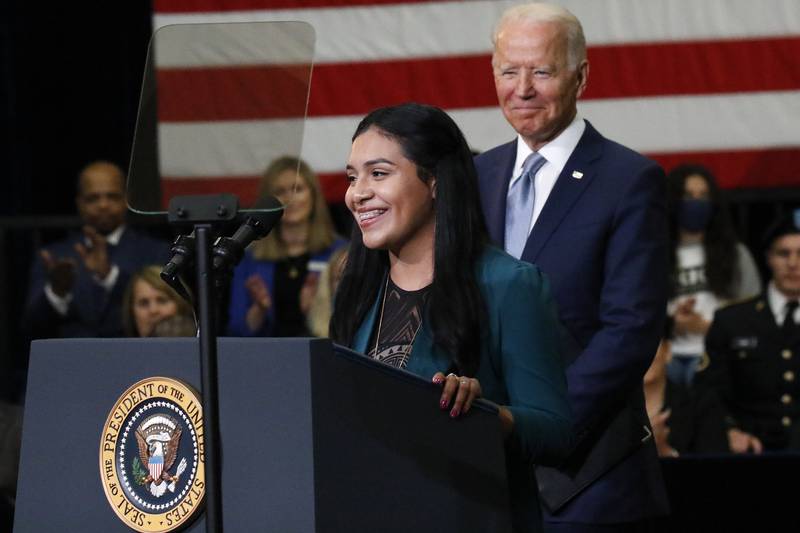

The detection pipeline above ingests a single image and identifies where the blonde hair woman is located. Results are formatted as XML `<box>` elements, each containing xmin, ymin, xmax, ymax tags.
<box><xmin>227</xmin><ymin>156</ymin><xmax>346</xmax><ymax>337</ymax></box>
<box><xmin>122</xmin><ymin>265</ymin><xmax>195</xmax><ymax>337</ymax></box>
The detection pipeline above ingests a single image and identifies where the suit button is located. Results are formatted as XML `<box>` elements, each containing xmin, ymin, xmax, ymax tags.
<box><xmin>783</xmin><ymin>416</ymin><xmax>792</xmax><ymax>427</ymax></box>
<box><xmin>783</xmin><ymin>349</ymin><xmax>793</xmax><ymax>360</ymax></box>
<box><xmin>784</xmin><ymin>371</ymin><xmax>795</xmax><ymax>382</ymax></box>
<box><xmin>782</xmin><ymin>394</ymin><xmax>792</xmax><ymax>405</ymax></box>
<box><xmin>738</xmin><ymin>350</ymin><xmax>747</xmax><ymax>359</ymax></box>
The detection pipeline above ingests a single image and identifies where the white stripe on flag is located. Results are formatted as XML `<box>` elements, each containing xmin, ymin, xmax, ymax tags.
<box><xmin>157</xmin><ymin>90</ymin><xmax>800</xmax><ymax>178</ymax></box>
<box><xmin>153</xmin><ymin>0</ymin><xmax>800</xmax><ymax>65</ymax></box>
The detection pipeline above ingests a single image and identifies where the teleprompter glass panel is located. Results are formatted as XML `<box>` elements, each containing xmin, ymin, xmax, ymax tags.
<box><xmin>127</xmin><ymin>21</ymin><xmax>315</xmax><ymax>215</ymax></box>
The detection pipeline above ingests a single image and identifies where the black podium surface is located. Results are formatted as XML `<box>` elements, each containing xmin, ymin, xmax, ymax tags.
<box><xmin>15</xmin><ymin>338</ymin><xmax>510</xmax><ymax>532</ymax></box>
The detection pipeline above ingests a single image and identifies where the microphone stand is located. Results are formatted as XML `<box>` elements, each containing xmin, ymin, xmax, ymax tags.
<box><xmin>195</xmin><ymin>223</ymin><xmax>222</xmax><ymax>533</ymax></box>
<box><xmin>165</xmin><ymin>193</ymin><xmax>238</xmax><ymax>533</ymax></box>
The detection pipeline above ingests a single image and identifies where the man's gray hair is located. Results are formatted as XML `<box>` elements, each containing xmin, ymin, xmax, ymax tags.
<box><xmin>492</xmin><ymin>2</ymin><xmax>587</xmax><ymax>71</ymax></box>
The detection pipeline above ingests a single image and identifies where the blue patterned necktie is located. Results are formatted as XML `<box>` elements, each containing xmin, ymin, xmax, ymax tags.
<box><xmin>505</xmin><ymin>152</ymin><xmax>547</xmax><ymax>259</ymax></box>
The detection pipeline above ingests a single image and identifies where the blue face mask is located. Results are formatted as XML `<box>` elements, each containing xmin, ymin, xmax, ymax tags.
<box><xmin>678</xmin><ymin>199</ymin><xmax>712</xmax><ymax>232</ymax></box>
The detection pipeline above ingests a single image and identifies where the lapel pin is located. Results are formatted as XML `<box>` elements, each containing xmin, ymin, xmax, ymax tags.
<box><xmin>571</xmin><ymin>170</ymin><xmax>584</xmax><ymax>179</ymax></box>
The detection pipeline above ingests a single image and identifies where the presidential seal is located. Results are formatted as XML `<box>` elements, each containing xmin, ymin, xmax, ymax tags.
<box><xmin>100</xmin><ymin>377</ymin><xmax>205</xmax><ymax>532</ymax></box>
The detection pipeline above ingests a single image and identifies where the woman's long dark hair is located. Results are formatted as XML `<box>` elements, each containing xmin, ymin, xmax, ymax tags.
<box><xmin>666</xmin><ymin>164</ymin><xmax>738</xmax><ymax>298</ymax></box>
<box><xmin>330</xmin><ymin>103</ymin><xmax>488</xmax><ymax>376</ymax></box>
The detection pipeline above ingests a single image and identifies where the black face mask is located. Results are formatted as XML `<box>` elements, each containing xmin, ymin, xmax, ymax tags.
<box><xmin>678</xmin><ymin>199</ymin><xmax>712</xmax><ymax>232</ymax></box>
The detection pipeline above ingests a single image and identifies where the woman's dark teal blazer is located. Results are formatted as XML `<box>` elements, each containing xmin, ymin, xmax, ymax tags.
<box><xmin>350</xmin><ymin>245</ymin><xmax>573</xmax><ymax>532</ymax></box>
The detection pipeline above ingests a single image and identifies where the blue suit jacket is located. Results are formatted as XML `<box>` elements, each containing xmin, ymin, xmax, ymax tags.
<box><xmin>475</xmin><ymin>122</ymin><xmax>669</xmax><ymax>523</ymax></box>
<box><xmin>23</xmin><ymin>228</ymin><xmax>168</xmax><ymax>339</ymax></box>
<box><xmin>351</xmin><ymin>247</ymin><xmax>573</xmax><ymax>533</ymax></box>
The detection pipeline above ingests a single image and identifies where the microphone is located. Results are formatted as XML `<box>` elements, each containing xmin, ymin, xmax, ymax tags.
<box><xmin>161</xmin><ymin>233</ymin><xmax>197</xmax><ymax>306</ymax></box>
<box><xmin>212</xmin><ymin>197</ymin><xmax>283</xmax><ymax>271</ymax></box>
<box><xmin>162</xmin><ymin>233</ymin><xmax>196</xmax><ymax>282</ymax></box>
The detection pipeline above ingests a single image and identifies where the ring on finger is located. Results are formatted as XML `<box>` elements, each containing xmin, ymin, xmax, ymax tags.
<box><xmin>447</xmin><ymin>373</ymin><xmax>457</xmax><ymax>378</ymax></box>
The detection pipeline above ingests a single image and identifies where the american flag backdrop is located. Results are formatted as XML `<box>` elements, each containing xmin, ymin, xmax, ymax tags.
<box><xmin>151</xmin><ymin>0</ymin><xmax>800</xmax><ymax>205</ymax></box>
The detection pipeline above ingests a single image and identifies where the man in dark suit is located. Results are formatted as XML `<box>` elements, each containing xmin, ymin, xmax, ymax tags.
<box><xmin>23</xmin><ymin>161</ymin><xmax>167</xmax><ymax>339</ymax></box>
<box><xmin>474</xmin><ymin>3</ymin><xmax>669</xmax><ymax>531</ymax></box>
<box><xmin>696</xmin><ymin>215</ymin><xmax>800</xmax><ymax>452</ymax></box>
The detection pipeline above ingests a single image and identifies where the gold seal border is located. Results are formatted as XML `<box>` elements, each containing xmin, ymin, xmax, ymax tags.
<box><xmin>99</xmin><ymin>377</ymin><xmax>206</xmax><ymax>532</ymax></box>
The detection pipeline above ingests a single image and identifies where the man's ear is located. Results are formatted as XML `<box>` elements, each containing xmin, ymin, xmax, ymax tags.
<box><xmin>576</xmin><ymin>59</ymin><xmax>589</xmax><ymax>97</ymax></box>
<box><xmin>430</xmin><ymin>177</ymin><xmax>437</xmax><ymax>200</ymax></box>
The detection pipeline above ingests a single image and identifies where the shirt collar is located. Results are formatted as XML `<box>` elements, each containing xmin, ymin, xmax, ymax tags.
<box><xmin>511</xmin><ymin>115</ymin><xmax>586</xmax><ymax>186</ymax></box>
<box><xmin>85</xmin><ymin>225</ymin><xmax>125</xmax><ymax>246</ymax></box>
<box><xmin>767</xmin><ymin>280</ymin><xmax>797</xmax><ymax>322</ymax></box>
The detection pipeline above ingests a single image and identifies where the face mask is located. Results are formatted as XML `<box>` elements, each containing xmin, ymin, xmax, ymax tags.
<box><xmin>678</xmin><ymin>199</ymin><xmax>712</xmax><ymax>233</ymax></box>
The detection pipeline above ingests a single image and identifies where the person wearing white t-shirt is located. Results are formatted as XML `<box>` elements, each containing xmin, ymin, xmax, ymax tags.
<box><xmin>666</xmin><ymin>164</ymin><xmax>762</xmax><ymax>385</ymax></box>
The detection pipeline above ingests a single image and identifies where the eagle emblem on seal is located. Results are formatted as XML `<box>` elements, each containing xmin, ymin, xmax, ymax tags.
<box><xmin>133</xmin><ymin>414</ymin><xmax>188</xmax><ymax>497</ymax></box>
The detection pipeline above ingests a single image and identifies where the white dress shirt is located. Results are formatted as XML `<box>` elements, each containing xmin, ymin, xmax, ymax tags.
<box><xmin>509</xmin><ymin>115</ymin><xmax>586</xmax><ymax>232</ymax></box>
<box><xmin>767</xmin><ymin>281</ymin><xmax>800</xmax><ymax>327</ymax></box>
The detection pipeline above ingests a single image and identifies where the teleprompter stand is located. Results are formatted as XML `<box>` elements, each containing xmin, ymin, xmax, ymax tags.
<box><xmin>162</xmin><ymin>193</ymin><xmax>242</xmax><ymax>533</ymax></box>
<box><xmin>156</xmin><ymin>193</ymin><xmax>282</xmax><ymax>532</ymax></box>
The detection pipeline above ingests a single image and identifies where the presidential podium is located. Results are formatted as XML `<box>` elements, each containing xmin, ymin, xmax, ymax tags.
<box><xmin>14</xmin><ymin>338</ymin><xmax>511</xmax><ymax>532</ymax></box>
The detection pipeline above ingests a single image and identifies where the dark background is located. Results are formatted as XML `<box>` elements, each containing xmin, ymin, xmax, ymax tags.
<box><xmin>0</xmin><ymin>2</ymin><xmax>152</xmax><ymax>399</ymax></box>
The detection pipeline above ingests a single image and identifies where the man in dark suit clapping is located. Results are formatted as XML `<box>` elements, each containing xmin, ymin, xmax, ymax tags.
<box><xmin>23</xmin><ymin>161</ymin><xmax>167</xmax><ymax>339</ymax></box>
<box><xmin>475</xmin><ymin>3</ymin><xmax>669</xmax><ymax>531</ymax></box>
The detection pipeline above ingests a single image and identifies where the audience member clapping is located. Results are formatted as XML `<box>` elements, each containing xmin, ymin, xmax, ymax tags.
<box><xmin>23</xmin><ymin>161</ymin><xmax>167</xmax><ymax>340</ymax></box>
<box><xmin>226</xmin><ymin>157</ymin><xmax>346</xmax><ymax>337</ymax></box>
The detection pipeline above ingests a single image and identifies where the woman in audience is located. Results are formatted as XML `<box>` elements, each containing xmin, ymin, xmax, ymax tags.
<box><xmin>330</xmin><ymin>103</ymin><xmax>571</xmax><ymax>532</ymax></box>
<box><xmin>227</xmin><ymin>156</ymin><xmax>346</xmax><ymax>337</ymax></box>
<box><xmin>665</xmin><ymin>164</ymin><xmax>761</xmax><ymax>385</ymax></box>
<box><xmin>122</xmin><ymin>265</ymin><xmax>195</xmax><ymax>337</ymax></box>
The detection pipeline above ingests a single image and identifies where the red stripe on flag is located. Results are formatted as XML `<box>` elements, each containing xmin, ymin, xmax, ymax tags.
<box><xmin>587</xmin><ymin>37</ymin><xmax>800</xmax><ymax>99</ymax></box>
<box><xmin>161</xmin><ymin>173</ymin><xmax>347</xmax><ymax>205</ymax></box>
<box><xmin>159</xmin><ymin>147</ymin><xmax>800</xmax><ymax>211</ymax></box>
<box><xmin>153</xmin><ymin>0</ymin><xmax>440</xmax><ymax>13</ymax></box>
<box><xmin>648</xmin><ymin>148</ymin><xmax>800</xmax><ymax>189</ymax></box>
<box><xmin>156</xmin><ymin>38</ymin><xmax>800</xmax><ymax>122</ymax></box>
<box><xmin>319</xmin><ymin>171</ymin><xmax>348</xmax><ymax>204</ymax></box>
<box><xmin>156</xmin><ymin>55</ymin><xmax>494</xmax><ymax>122</ymax></box>
<box><xmin>161</xmin><ymin>176</ymin><xmax>263</xmax><ymax>209</ymax></box>
<box><xmin>308</xmin><ymin>55</ymin><xmax>497</xmax><ymax>116</ymax></box>
<box><xmin>157</xmin><ymin>66</ymin><xmax>311</xmax><ymax>122</ymax></box>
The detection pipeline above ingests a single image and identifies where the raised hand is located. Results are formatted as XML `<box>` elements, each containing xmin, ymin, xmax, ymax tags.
<box><xmin>727</xmin><ymin>428</ymin><xmax>763</xmax><ymax>455</ymax></box>
<box><xmin>74</xmin><ymin>225</ymin><xmax>111</xmax><ymax>278</ymax></box>
<box><xmin>673</xmin><ymin>297</ymin><xmax>710</xmax><ymax>336</ymax></box>
<box><xmin>245</xmin><ymin>274</ymin><xmax>272</xmax><ymax>332</ymax></box>
<box><xmin>40</xmin><ymin>249</ymin><xmax>77</xmax><ymax>297</ymax></box>
<box><xmin>299</xmin><ymin>271</ymin><xmax>321</xmax><ymax>315</ymax></box>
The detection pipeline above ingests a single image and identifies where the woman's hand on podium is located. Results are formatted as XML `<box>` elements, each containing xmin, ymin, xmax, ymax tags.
<box><xmin>432</xmin><ymin>372</ymin><xmax>482</xmax><ymax>419</ymax></box>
